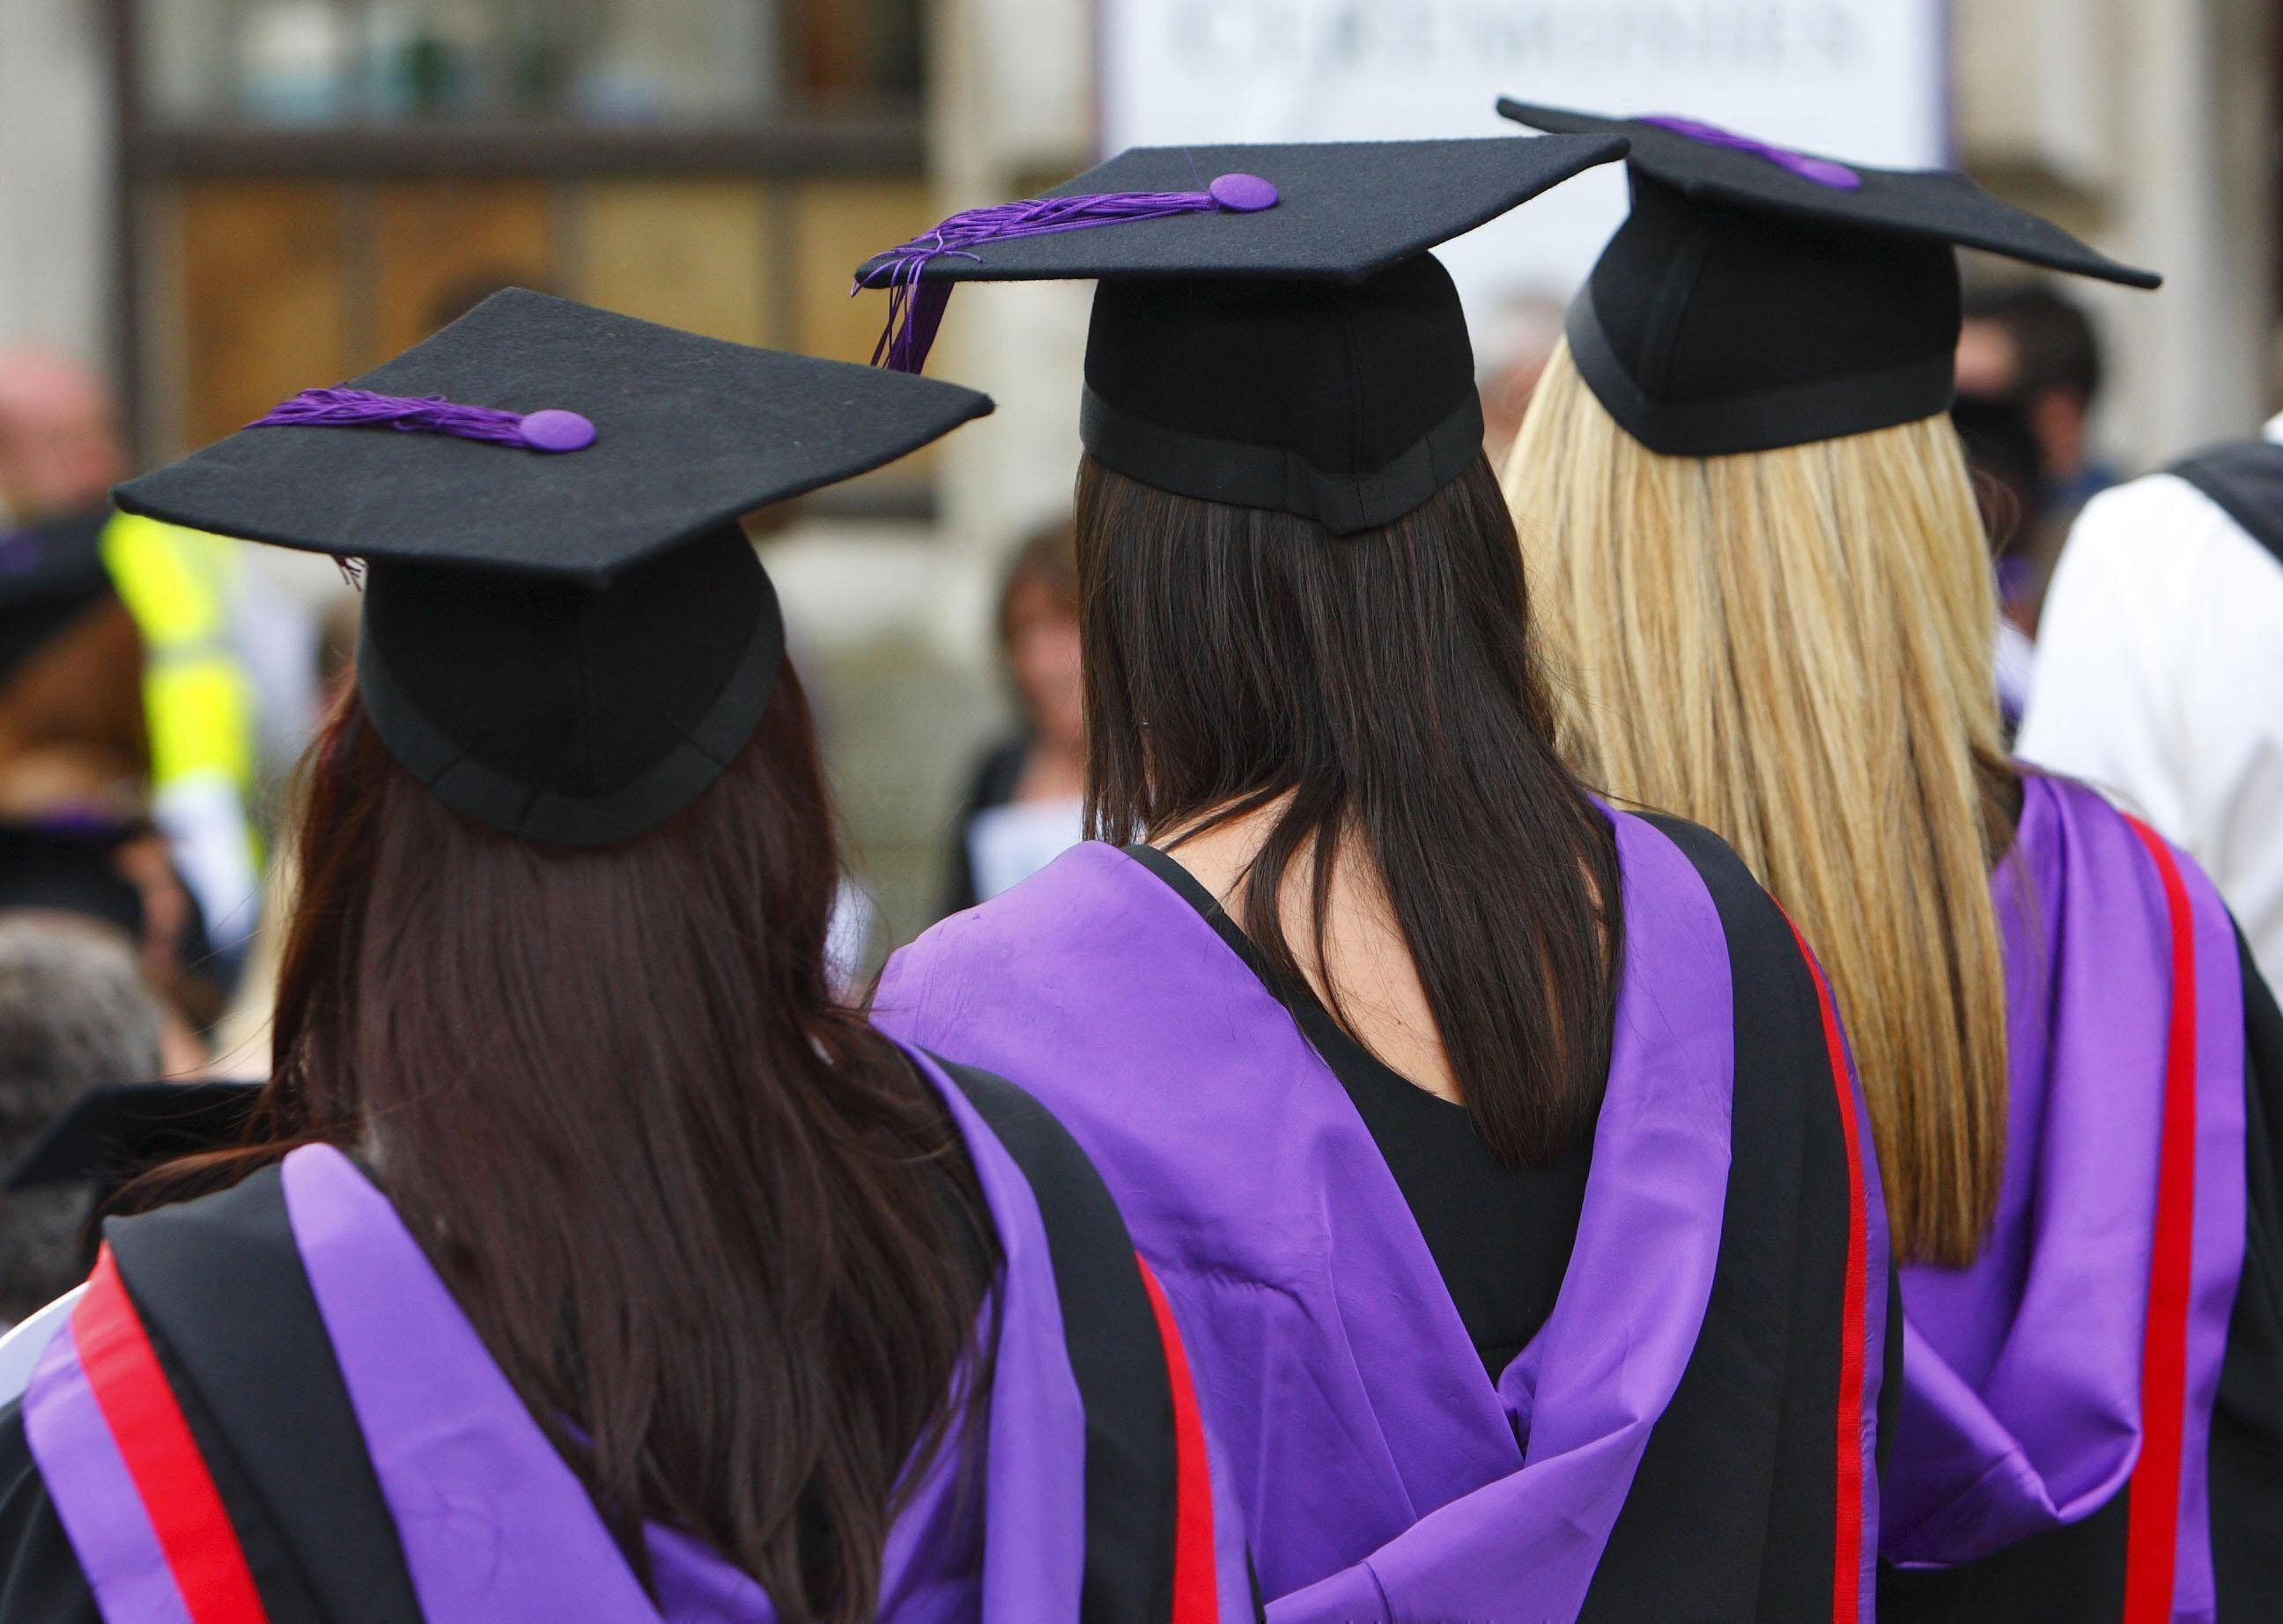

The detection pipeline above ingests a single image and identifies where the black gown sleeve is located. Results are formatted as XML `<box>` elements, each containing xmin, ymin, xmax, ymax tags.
<box><xmin>1881</xmin><ymin>924</ymin><xmax>2283</xmax><ymax>1624</ymax></box>
<box><xmin>0</xmin><ymin>1401</ymin><xmax>100</xmax><ymax>1623</ymax></box>
<box><xmin>2210</xmin><ymin>928</ymin><xmax>2283</xmax><ymax>1620</ymax></box>
<box><xmin>1583</xmin><ymin>815</ymin><xmax>1871</xmax><ymax>1621</ymax></box>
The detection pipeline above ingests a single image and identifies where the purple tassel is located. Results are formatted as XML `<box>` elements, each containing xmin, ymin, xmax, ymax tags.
<box><xmin>248</xmin><ymin>387</ymin><xmax>596</xmax><ymax>453</ymax></box>
<box><xmin>853</xmin><ymin>173</ymin><xmax>1280</xmax><ymax>373</ymax></box>
<box><xmin>1639</xmin><ymin>116</ymin><xmax>1863</xmax><ymax>191</ymax></box>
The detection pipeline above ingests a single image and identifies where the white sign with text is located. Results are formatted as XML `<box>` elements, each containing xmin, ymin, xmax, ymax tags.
<box><xmin>1098</xmin><ymin>2</ymin><xmax>1949</xmax><ymax>353</ymax></box>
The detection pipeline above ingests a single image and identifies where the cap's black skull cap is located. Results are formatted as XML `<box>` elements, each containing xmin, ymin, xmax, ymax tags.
<box><xmin>1498</xmin><ymin>103</ymin><xmax>2161</xmax><ymax>456</ymax></box>
<box><xmin>1082</xmin><ymin>255</ymin><xmax>1482</xmax><ymax>533</ymax></box>
<box><xmin>356</xmin><ymin>523</ymin><xmax>784</xmax><ymax>847</ymax></box>
<box><xmin>853</xmin><ymin>136</ymin><xmax>1629</xmax><ymax>530</ymax></box>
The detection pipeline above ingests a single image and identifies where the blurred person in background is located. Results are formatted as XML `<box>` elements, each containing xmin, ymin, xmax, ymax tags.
<box><xmin>939</xmin><ymin>518</ymin><xmax>1086</xmax><ymax>917</ymax></box>
<box><xmin>0</xmin><ymin>344</ymin><xmax>317</xmax><ymax>969</ymax></box>
<box><xmin>0</xmin><ymin>295</ymin><xmax>1249</xmax><ymax>1622</ymax></box>
<box><xmin>1957</xmin><ymin>284</ymin><xmax>2114</xmax><ymax>514</ymax></box>
<box><xmin>1954</xmin><ymin>284</ymin><xmax>2112</xmax><ymax>631</ymax></box>
<box><xmin>0</xmin><ymin>358</ymin><xmax>117</xmax><ymax>528</ymax></box>
<box><xmin>0</xmin><ymin>919</ymin><xmax>165</xmax><ymax>1328</ymax></box>
<box><xmin>0</xmin><ymin>818</ymin><xmax>213</xmax><ymax>1077</ymax></box>
<box><xmin>1503</xmin><ymin>106</ymin><xmax>2281</xmax><ymax>1620</ymax></box>
<box><xmin>2021</xmin><ymin>419</ymin><xmax>2283</xmax><ymax>991</ymax></box>
<box><xmin>1947</xmin><ymin>386</ymin><xmax>2047</xmax><ymax>727</ymax></box>
<box><xmin>0</xmin><ymin>510</ymin><xmax>146</xmax><ymax>803</ymax></box>
<box><xmin>0</xmin><ymin>502</ymin><xmax>222</xmax><ymax>1059</ymax></box>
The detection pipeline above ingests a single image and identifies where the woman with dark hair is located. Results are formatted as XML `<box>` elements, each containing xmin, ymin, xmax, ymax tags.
<box><xmin>860</xmin><ymin>141</ymin><xmax>1891</xmax><ymax>1620</ymax></box>
<box><xmin>0</xmin><ymin>294</ymin><xmax>1252</xmax><ymax>1624</ymax></box>
<box><xmin>940</xmin><ymin>518</ymin><xmax>1087</xmax><ymax>918</ymax></box>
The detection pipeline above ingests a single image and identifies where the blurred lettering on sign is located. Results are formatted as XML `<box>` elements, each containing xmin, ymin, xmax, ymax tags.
<box><xmin>1098</xmin><ymin>0</ymin><xmax>1947</xmax><ymax>324</ymax></box>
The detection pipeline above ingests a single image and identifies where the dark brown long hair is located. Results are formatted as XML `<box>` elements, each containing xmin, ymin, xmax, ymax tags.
<box><xmin>194</xmin><ymin>667</ymin><xmax>994</xmax><ymax>1623</ymax></box>
<box><xmin>1076</xmin><ymin>452</ymin><xmax>1622</xmax><ymax>1165</ymax></box>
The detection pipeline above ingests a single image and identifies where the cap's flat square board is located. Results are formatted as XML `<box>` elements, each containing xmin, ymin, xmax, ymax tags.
<box><xmin>115</xmin><ymin>289</ymin><xmax>994</xmax><ymax>581</ymax></box>
<box><xmin>1503</xmin><ymin>104</ymin><xmax>2159</xmax><ymax>288</ymax></box>
<box><xmin>855</xmin><ymin>135</ymin><xmax>1629</xmax><ymax>287</ymax></box>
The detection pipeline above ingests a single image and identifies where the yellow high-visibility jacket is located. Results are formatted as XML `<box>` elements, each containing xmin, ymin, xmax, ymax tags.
<box><xmin>100</xmin><ymin>511</ymin><xmax>262</xmax><ymax>946</ymax></box>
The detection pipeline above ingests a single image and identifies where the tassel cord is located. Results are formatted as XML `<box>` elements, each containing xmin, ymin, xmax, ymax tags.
<box><xmin>248</xmin><ymin>387</ymin><xmax>535</xmax><ymax>445</ymax></box>
<box><xmin>853</xmin><ymin>188</ymin><xmax>1233</xmax><ymax>373</ymax></box>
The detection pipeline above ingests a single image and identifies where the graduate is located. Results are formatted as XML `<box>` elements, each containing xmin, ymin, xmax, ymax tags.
<box><xmin>1497</xmin><ymin>105</ymin><xmax>2283</xmax><ymax>1622</ymax></box>
<box><xmin>0</xmin><ymin>514</ymin><xmax>228</xmax><ymax>1047</ymax></box>
<box><xmin>0</xmin><ymin>508</ymin><xmax>144</xmax><ymax>782</ymax></box>
<box><xmin>856</xmin><ymin>139</ymin><xmax>1893</xmax><ymax>1621</ymax></box>
<box><xmin>0</xmin><ymin>291</ymin><xmax>1254</xmax><ymax>1624</ymax></box>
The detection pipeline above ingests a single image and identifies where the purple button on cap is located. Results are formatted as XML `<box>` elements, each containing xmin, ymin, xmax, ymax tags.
<box><xmin>1208</xmin><ymin>173</ymin><xmax>1279</xmax><ymax>212</ymax></box>
<box><xmin>517</xmin><ymin>409</ymin><xmax>596</xmax><ymax>453</ymax></box>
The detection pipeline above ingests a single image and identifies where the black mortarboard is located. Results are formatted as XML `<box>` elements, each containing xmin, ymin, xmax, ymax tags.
<box><xmin>6</xmin><ymin>1080</ymin><xmax>262</xmax><ymax>1199</ymax></box>
<box><xmin>0</xmin><ymin>510</ymin><xmax>120</xmax><ymax>688</ymax></box>
<box><xmin>853</xmin><ymin>137</ymin><xmax>1628</xmax><ymax>532</ymax></box>
<box><xmin>0</xmin><ymin>819</ymin><xmax>148</xmax><ymax>941</ymax></box>
<box><xmin>112</xmin><ymin>291</ymin><xmax>993</xmax><ymax>845</ymax></box>
<box><xmin>1496</xmin><ymin>103</ymin><xmax>2161</xmax><ymax>457</ymax></box>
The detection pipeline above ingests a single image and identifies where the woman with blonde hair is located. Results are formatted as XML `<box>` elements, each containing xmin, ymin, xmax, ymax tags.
<box><xmin>1501</xmin><ymin>105</ymin><xmax>2283</xmax><ymax>1622</ymax></box>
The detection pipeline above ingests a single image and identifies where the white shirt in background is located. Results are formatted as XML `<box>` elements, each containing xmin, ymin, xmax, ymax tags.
<box><xmin>965</xmin><ymin>795</ymin><xmax>1085</xmax><ymax>904</ymax></box>
<box><xmin>0</xmin><ymin>1286</ymin><xmax>82</xmax><ymax>1406</ymax></box>
<box><xmin>1995</xmin><ymin>617</ymin><xmax>2036</xmax><ymax>730</ymax></box>
<box><xmin>2018</xmin><ymin>417</ymin><xmax>2283</xmax><ymax>987</ymax></box>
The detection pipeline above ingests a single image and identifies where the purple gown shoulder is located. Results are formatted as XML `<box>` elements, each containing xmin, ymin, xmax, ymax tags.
<box><xmin>879</xmin><ymin>816</ymin><xmax>1891</xmax><ymax>1622</ymax></box>
<box><xmin>1881</xmin><ymin>771</ymin><xmax>2283</xmax><ymax>1623</ymax></box>
<box><xmin>0</xmin><ymin>1046</ymin><xmax>1259</xmax><ymax>1624</ymax></box>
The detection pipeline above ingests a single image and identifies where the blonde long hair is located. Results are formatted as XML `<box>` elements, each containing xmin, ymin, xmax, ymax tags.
<box><xmin>1504</xmin><ymin>339</ymin><xmax>2014</xmax><ymax>1266</ymax></box>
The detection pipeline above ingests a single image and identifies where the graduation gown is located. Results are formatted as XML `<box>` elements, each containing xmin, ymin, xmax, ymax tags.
<box><xmin>0</xmin><ymin>1049</ymin><xmax>1257</xmax><ymax>1624</ymax></box>
<box><xmin>1879</xmin><ymin>771</ymin><xmax>2283</xmax><ymax>1623</ymax></box>
<box><xmin>876</xmin><ymin>808</ymin><xmax>1894</xmax><ymax>1622</ymax></box>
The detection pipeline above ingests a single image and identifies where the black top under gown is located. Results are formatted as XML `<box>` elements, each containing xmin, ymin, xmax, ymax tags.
<box><xmin>1124</xmin><ymin>843</ymin><xmax>1598</xmax><ymax>1379</ymax></box>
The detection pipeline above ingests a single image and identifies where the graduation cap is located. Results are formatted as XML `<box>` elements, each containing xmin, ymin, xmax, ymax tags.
<box><xmin>1496</xmin><ymin>103</ymin><xmax>2161</xmax><ymax>457</ymax></box>
<box><xmin>852</xmin><ymin>136</ymin><xmax>1629</xmax><ymax>533</ymax></box>
<box><xmin>0</xmin><ymin>818</ymin><xmax>148</xmax><ymax>941</ymax></box>
<box><xmin>7</xmin><ymin>1080</ymin><xmax>262</xmax><ymax>1200</ymax></box>
<box><xmin>113</xmin><ymin>291</ymin><xmax>994</xmax><ymax>845</ymax></box>
<box><xmin>0</xmin><ymin>510</ymin><xmax>120</xmax><ymax>689</ymax></box>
